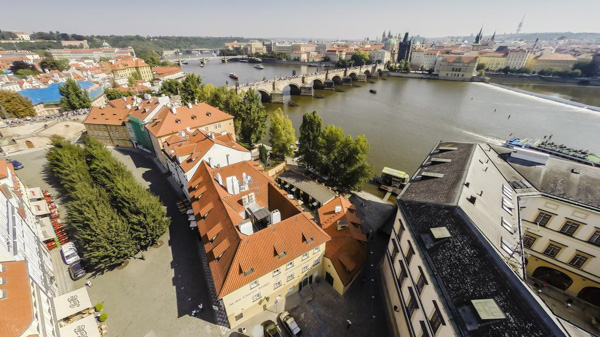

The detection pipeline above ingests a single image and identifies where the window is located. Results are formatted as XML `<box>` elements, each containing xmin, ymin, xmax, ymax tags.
<box><xmin>302</xmin><ymin>252</ymin><xmax>308</xmax><ymax>261</ymax></box>
<box><xmin>534</xmin><ymin>212</ymin><xmax>552</xmax><ymax>227</ymax></box>
<box><xmin>501</xmin><ymin>238</ymin><xmax>514</xmax><ymax>255</ymax></box>
<box><xmin>405</xmin><ymin>241</ymin><xmax>415</xmax><ymax>265</ymax></box>
<box><xmin>302</xmin><ymin>265</ymin><xmax>308</xmax><ymax>273</ymax></box>
<box><xmin>430</xmin><ymin>301</ymin><xmax>445</xmax><ymax>333</ymax></box>
<box><xmin>398</xmin><ymin>260</ymin><xmax>408</xmax><ymax>286</ymax></box>
<box><xmin>313</xmin><ymin>258</ymin><xmax>320</xmax><ymax>266</ymax></box>
<box><xmin>419</xmin><ymin>321</ymin><xmax>430</xmax><ymax>337</ymax></box>
<box><xmin>502</xmin><ymin>198</ymin><xmax>513</xmax><ymax>215</ymax></box>
<box><xmin>391</xmin><ymin>238</ymin><xmax>399</xmax><ymax>257</ymax></box>
<box><xmin>502</xmin><ymin>185</ymin><xmax>513</xmax><ymax>200</ymax></box>
<box><xmin>313</xmin><ymin>246</ymin><xmax>320</xmax><ymax>254</ymax></box>
<box><xmin>288</xmin><ymin>287</ymin><xmax>294</xmax><ymax>293</ymax></box>
<box><xmin>397</xmin><ymin>221</ymin><xmax>405</xmax><ymax>241</ymax></box>
<box><xmin>274</xmin><ymin>281</ymin><xmax>282</xmax><ymax>289</ymax></box>
<box><xmin>287</xmin><ymin>273</ymin><xmax>294</xmax><ymax>282</ymax></box>
<box><xmin>569</xmin><ymin>254</ymin><xmax>588</xmax><ymax>268</ymax></box>
<box><xmin>252</xmin><ymin>293</ymin><xmax>261</xmax><ymax>302</ymax></box>
<box><xmin>501</xmin><ymin>217</ymin><xmax>515</xmax><ymax>234</ymax></box>
<box><xmin>273</xmin><ymin>268</ymin><xmax>281</xmax><ymax>277</ymax></box>
<box><xmin>250</xmin><ymin>280</ymin><xmax>259</xmax><ymax>289</ymax></box>
<box><xmin>286</xmin><ymin>261</ymin><xmax>294</xmax><ymax>270</ymax></box>
<box><xmin>416</xmin><ymin>267</ymin><xmax>428</xmax><ymax>294</ymax></box>
<box><xmin>523</xmin><ymin>235</ymin><xmax>537</xmax><ymax>248</ymax></box>
<box><xmin>560</xmin><ymin>221</ymin><xmax>580</xmax><ymax>236</ymax></box>
<box><xmin>406</xmin><ymin>288</ymin><xmax>418</xmax><ymax>318</ymax></box>
<box><xmin>235</xmin><ymin>313</ymin><xmax>244</xmax><ymax>321</ymax></box>
<box><xmin>543</xmin><ymin>244</ymin><xmax>561</xmax><ymax>258</ymax></box>
<box><xmin>589</xmin><ymin>230</ymin><xmax>600</xmax><ymax>246</ymax></box>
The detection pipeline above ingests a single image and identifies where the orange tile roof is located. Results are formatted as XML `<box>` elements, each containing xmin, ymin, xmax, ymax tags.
<box><xmin>318</xmin><ymin>196</ymin><xmax>367</xmax><ymax>286</ymax></box>
<box><xmin>84</xmin><ymin>105</ymin><xmax>130</xmax><ymax>126</ymax></box>
<box><xmin>152</xmin><ymin>66</ymin><xmax>183</xmax><ymax>77</ymax></box>
<box><xmin>538</xmin><ymin>53</ymin><xmax>577</xmax><ymax>61</ymax></box>
<box><xmin>0</xmin><ymin>261</ymin><xmax>34</xmax><ymax>337</ymax></box>
<box><xmin>442</xmin><ymin>55</ymin><xmax>477</xmax><ymax>63</ymax></box>
<box><xmin>164</xmin><ymin>129</ymin><xmax>249</xmax><ymax>173</ymax></box>
<box><xmin>101</xmin><ymin>56</ymin><xmax>149</xmax><ymax>71</ymax></box>
<box><xmin>188</xmin><ymin>161</ymin><xmax>330</xmax><ymax>298</ymax></box>
<box><xmin>146</xmin><ymin>103</ymin><xmax>233</xmax><ymax>139</ymax></box>
<box><xmin>109</xmin><ymin>96</ymin><xmax>160</xmax><ymax>121</ymax></box>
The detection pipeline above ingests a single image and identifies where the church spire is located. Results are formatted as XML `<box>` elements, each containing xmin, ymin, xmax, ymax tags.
<box><xmin>491</xmin><ymin>31</ymin><xmax>496</xmax><ymax>41</ymax></box>
<box><xmin>475</xmin><ymin>27</ymin><xmax>483</xmax><ymax>44</ymax></box>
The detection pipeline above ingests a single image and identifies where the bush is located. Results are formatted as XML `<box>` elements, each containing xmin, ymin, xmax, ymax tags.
<box><xmin>99</xmin><ymin>312</ymin><xmax>108</xmax><ymax>322</ymax></box>
<box><xmin>95</xmin><ymin>303</ymin><xmax>104</xmax><ymax>312</ymax></box>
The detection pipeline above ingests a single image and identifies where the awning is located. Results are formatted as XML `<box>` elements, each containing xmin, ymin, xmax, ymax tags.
<box><xmin>38</xmin><ymin>217</ymin><xmax>55</xmax><ymax>241</ymax></box>
<box><xmin>186</xmin><ymin>209</ymin><xmax>194</xmax><ymax>215</ymax></box>
<box><xmin>26</xmin><ymin>187</ymin><xmax>44</xmax><ymax>201</ymax></box>
<box><xmin>52</xmin><ymin>287</ymin><xmax>93</xmax><ymax>321</ymax></box>
<box><xmin>59</xmin><ymin>315</ymin><xmax>102</xmax><ymax>337</ymax></box>
<box><xmin>30</xmin><ymin>200</ymin><xmax>51</xmax><ymax>216</ymax></box>
<box><xmin>189</xmin><ymin>221</ymin><xmax>198</xmax><ymax>228</ymax></box>
<box><xmin>188</xmin><ymin>215</ymin><xmax>196</xmax><ymax>221</ymax></box>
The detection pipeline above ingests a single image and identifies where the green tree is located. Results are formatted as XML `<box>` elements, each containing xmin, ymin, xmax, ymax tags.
<box><xmin>10</xmin><ymin>61</ymin><xmax>38</xmax><ymax>74</ymax></box>
<box><xmin>268</xmin><ymin>108</ymin><xmax>296</xmax><ymax>159</ymax></box>
<box><xmin>0</xmin><ymin>90</ymin><xmax>36</xmax><ymax>118</ymax></box>
<box><xmin>128</xmin><ymin>76</ymin><xmax>136</xmax><ymax>87</ymax></box>
<box><xmin>259</xmin><ymin>144</ymin><xmax>268</xmax><ymax>165</ymax></box>
<box><xmin>159</xmin><ymin>79</ymin><xmax>183</xmax><ymax>96</ymax></box>
<box><xmin>104</xmin><ymin>89</ymin><xmax>134</xmax><ymax>100</ymax></box>
<box><xmin>40</xmin><ymin>57</ymin><xmax>70</xmax><ymax>71</ymax></box>
<box><xmin>180</xmin><ymin>74</ymin><xmax>203</xmax><ymax>104</ymax></box>
<box><xmin>236</xmin><ymin>89</ymin><xmax>267</xmax><ymax>147</ymax></box>
<box><xmin>138</xmin><ymin>51</ymin><xmax>162</xmax><ymax>67</ymax></box>
<box><xmin>59</xmin><ymin>78</ymin><xmax>91</xmax><ymax>110</ymax></box>
<box><xmin>476</xmin><ymin>63</ymin><xmax>486</xmax><ymax>71</ymax></box>
<box><xmin>573</xmin><ymin>60</ymin><xmax>595</xmax><ymax>77</ymax></box>
<box><xmin>350</xmin><ymin>50</ymin><xmax>370</xmax><ymax>66</ymax></box>
<box><xmin>298</xmin><ymin>111</ymin><xmax>323</xmax><ymax>170</ymax></box>
<box><xmin>478</xmin><ymin>69</ymin><xmax>486</xmax><ymax>77</ymax></box>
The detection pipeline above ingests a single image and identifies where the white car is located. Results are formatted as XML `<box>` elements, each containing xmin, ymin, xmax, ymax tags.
<box><xmin>61</xmin><ymin>243</ymin><xmax>81</xmax><ymax>265</ymax></box>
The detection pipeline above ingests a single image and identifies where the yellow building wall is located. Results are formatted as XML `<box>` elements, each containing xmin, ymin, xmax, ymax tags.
<box><xmin>479</xmin><ymin>56</ymin><xmax>507</xmax><ymax>71</ymax></box>
<box><xmin>323</xmin><ymin>257</ymin><xmax>364</xmax><ymax>296</ymax></box>
<box><xmin>223</xmin><ymin>243</ymin><xmax>326</xmax><ymax>327</ymax></box>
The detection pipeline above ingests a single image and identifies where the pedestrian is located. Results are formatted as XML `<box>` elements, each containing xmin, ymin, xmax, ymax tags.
<box><xmin>346</xmin><ymin>319</ymin><xmax>352</xmax><ymax>330</ymax></box>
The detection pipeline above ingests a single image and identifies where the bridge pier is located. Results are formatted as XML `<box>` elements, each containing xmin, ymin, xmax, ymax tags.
<box><xmin>324</xmin><ymin>80</ymin><xmax>334</xmax><ymax>90</ymax></box>
<box><xmin>357</xmin><ymin>74</ymin><xmax>367</xmax><ymax>82</ymax></box>
<box><xmin>342</xmin><ymin>77</ymin><xmax>353</xmax><ymax>86</ymax></box>
<box><xmin>300</xmin><ymin>84</ymin><xmax>313</xmax><ymax>96</ymax></box>
<box><xmin>271</xmin><ymin>91</ymin><xmax>284</xmax><ymax>104</ymax></box>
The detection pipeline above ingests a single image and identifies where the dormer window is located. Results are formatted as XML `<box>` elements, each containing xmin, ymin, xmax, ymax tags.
<box><xmin>191</xmin><ymin>115</ymin><xmax>197</xmax><ymax>120</ymax></box>
<box><xmin>175</xmin><ymin>119</ymin><xmax>181</xmax><ymax>124</ymax></box>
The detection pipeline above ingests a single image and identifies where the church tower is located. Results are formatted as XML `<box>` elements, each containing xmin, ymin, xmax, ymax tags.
<box><xmin>472</xmin><ymin>27</ymin><xmax>483</xmax><ymax>51</ymax></box>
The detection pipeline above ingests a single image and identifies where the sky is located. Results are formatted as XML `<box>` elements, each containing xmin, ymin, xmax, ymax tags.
<box><xmin>2</xmin><ymin>0</ymin><xmax>599</xmax><ymax>39</ymax></box>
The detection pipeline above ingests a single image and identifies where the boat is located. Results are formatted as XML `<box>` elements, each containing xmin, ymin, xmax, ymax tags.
<box><xmin>369</xmin><ymin>89</ymin><xmax>377</xmax><ymax>94</ymax></box>
<box><xmin>506</xmin><ymin>137</ymin><xmax>599</xmax><ymax>167</ymax></box>
<box><xmin>229</xmin><ymin>73</ymin><xmax>239</xmax><ymax>80</ymax></box>
<box><xmin>254</xmin><ymin>64</ymin><xmax>264</xmax><ymax>70</ymax></box>
<box><xmin>199</xmin><ymin>63</ymin><xmax>204</xmax><ymax>67</ymax></box>
<box><xmin>239</xmin><ymin>59</ymin><xmax>249</xmax><ymax>63</ymax></box>
<box><xmin>374</xmin><ymin>167</ymin><xmax>410</xmax><ymax>194</ymax></box>
<box><xmin>181</xmin><ymin>61</ymin><xmax>189</xmax><ymax>65</ymax></box>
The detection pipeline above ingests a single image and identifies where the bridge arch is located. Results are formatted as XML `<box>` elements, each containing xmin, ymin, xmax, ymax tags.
<box><xmin>312</xmin><ymin>79</ymin><xmax>325</xmax><ymax>89</ymax></box>
<box><xmin>377</xmin><ymin>69</ymin><xmax>383</xmax><ymax>76</ymax></box>
<box><xmin>349</xmin><ymin>72</ymin><xmax>358</xmax><ymax>81</ymax></box>
<box><xmin>363</xmin><ymin>70</ymin><xmax>371</xmax><ymax>77</ymax></box>
<box><xmin>532</xmin><ymin>266</ymin><xmax>573</xmax><ymax>291</ymax></box>
<box><xmin>331</xmin><ymin>75</ymin><xmax>343</xmax><ymax>85</ymax></box>
<box><xmin>279</xmin><ymin>83</ymin><xmax>301</xmax><ymax>95</ymax></box>
<box><xmin>257</xmin><ymin>89</ymin><xmax>271</xmax><ymax>102</ymax></box>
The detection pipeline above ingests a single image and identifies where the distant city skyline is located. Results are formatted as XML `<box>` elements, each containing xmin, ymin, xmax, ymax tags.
<box><xmin>3</xmin><ymin>0</ymin><xmax>599</xmax><ymax>40</ymax></box>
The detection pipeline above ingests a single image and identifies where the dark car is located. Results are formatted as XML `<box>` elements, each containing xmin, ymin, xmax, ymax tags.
<box><xmin>279</xmin><ymin>311</ymin><xmax>302</xmax><ymax>336</ymax></box>
<box><xmin>68</xmin><ymin>260</ymin><xmax>86</xmax><ymax>280</ymax></box>
<box><xmin>263</xmin><ymin>320</ymin><xmax>282</xmax><ymax>337</ymax></box>
<box><xmin>10</xmin><ymin>160</ymin><xmax>24</xmax><ymax>170</ymax></box>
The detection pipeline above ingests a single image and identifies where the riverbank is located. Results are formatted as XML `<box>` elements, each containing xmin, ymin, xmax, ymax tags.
<box><xmin>488</xmin><ymin>73</ymin><xmax>600</xmax><ymax>86</ymax></box>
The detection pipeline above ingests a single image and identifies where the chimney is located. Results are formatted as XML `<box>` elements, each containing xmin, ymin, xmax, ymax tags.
<box><xmin>210</xmin><ymin>132</ymin><xmax>216</xmax><ymax>139</ymax></box>
<box><xmin>171</xmin><ymin>107</ymin><xmax>177</xmax><ymax>115</ymax></box>
<box><xmin>334</xmin><ymin>205</ymin><xmax>342</xmax><ymax>213</ymax></box>
<box><xmin>215</xmin><ymin>173</ymin><xmax>223</xmax><ymax>186</ymax></box>
<box><xmin>185</xmin><ymin>126</ymin><xmax>191</xmax><ymax>132</ymax></box>
<box><xmin>126</xmin><ymin>104</ymin><xmax>131</xmax><ymax>109</ymax></box>
<box><xmin>187</xmin><ymin>103</ymin><xmax>193</xmax><ymax>109</ymax></box>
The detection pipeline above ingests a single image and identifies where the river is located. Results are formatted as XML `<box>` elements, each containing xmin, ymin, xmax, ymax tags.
<box><xmin>181</xmin><ymin>60</ymin><xmax>600</xmax><ymax>195</ymax></box>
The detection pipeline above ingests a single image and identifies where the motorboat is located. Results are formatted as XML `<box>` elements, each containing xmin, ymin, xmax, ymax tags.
<box><xmin>254</xmin><ymin>64</ymin><xmax>264</xmax><ymax>70</ymax></box>
<box><xmin>369</xmin><ymin>89</ymin><xmax>377</xmax><ymax>94</ymax></box>
<box><xmin>229</xmin><ymin>73</ymin><xmax>239</xmax><ymax>80</ymax></box>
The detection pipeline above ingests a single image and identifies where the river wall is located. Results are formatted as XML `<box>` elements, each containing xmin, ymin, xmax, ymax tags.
<box><xmin>488</xmin><ymin>73</ymin><xmax>600</xmax><ymax>86</ymax></box>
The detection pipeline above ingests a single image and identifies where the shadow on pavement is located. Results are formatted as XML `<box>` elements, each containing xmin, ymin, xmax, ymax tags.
<box><xmin>115</xmin><ymin>148</ymin><xmax>219</xmax><ymax>325</ymax></box>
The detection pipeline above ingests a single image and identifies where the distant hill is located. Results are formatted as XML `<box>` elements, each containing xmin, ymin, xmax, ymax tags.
<box><xmin>495</xmin><ymin>32</ymin><xmax>600</xmax><ymax>41</ymax></box>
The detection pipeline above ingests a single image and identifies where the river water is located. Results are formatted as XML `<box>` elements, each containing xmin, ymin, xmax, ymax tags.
<box><xmin>182</xmin><ymin>60</ymin><xmax>600</xmax><ymax>194</ymax></box>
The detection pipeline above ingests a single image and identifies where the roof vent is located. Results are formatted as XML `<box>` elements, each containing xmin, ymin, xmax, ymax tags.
<box><xmin>467</xmin><ymin>195</ymin><xmax>477</xmax><ymax>204</ymax></box>
<box><xmin>430</xmin><ymin>157</ymin><xmax>452</xmax><ymax>164</ymax></box>
<box><xmin>206</xmin><ymin>112</ymin><xmax>212</xmax><ymax>117</ymax></box>
<box><xmin>438</xmin><ymin>146</ymin><xmax>457</xmax><ymax>152</ymax></box>
<box><xmin>171</xmin><ymin>107</ymin><xmax>177</xmax><ymax>115</ymax></box>
<box><xmin>185</xmin><ymin>126</ymin><xmax>191</xmax><ymax>132</ymax></box>
<box><xmin>270</xmin><ymin>210</ymin><xmax>281</xmax><ymax>225</ymax></box>
<box><xmin>0</xmin><ymin>289</ymin><xmax>5</xmax><ymax>299</ymax></box>
<box><xmin>187</xmin><ymin>103</ymin><xmax>193</xmax><ymax>109</ymax></box>
<box><xmin>421</xmin><ymin>172</ymin><xmax>444</xmax><ymax>179</ymax></box>
<box><xmin>191</xmin><ymin>114</ymin><xmax>197</xmax><ymax>120</ymax></box>
<box><xmin>175</xmin><ymin>119</ymin><xmax>181</xmax><ymax>124</ymax></box>
<box><xmin>0</xmin><ymin>264</ymin><xmax>4</xmax><ymax>272</ymax></box>
<box><xmin>337</xmin><ymin>220</ymin><xmax>349</xmax><ymax>230</ymax></box>
<box><xmin>334</xmin><ymin>205</ymin><xmax>342</xmax><ymax>213</ymax></box>
<box><xmin>215</xmin><ymin>173</ymin><xmax>223</xmax><ymax>186</ymax></box>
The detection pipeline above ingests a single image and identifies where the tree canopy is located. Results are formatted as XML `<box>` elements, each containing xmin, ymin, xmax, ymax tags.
<box><xmin>298</xmin><ymin>111</ymin><xmax>323</xmax><ymax>170</ymax></box>
<box><xmin>59</xmin><ymin>78</ymin><xmax>91</xmax><ymax>110</ymax></box>
<box><xmin>159</xmin><ymin>79</ymin><xmax>183</xmax><ymax>96</ymax></box>
<box><xmin>235</xmin><ymin>89</ymin><xmax>267</xmax><ymax>146</ymax></box>
<box><xmin>0</xmin><ymin>90</ymin><xmax>36</xmax><ymax>118</ymax></box>
<box><xmin>268</xmin><ymin>108</ymin><xmax>296</xmax><ymax>159</ymax></box>
<box><xmin>40</xmin><ymin>57</ymin><xmax>70</xmax><ymax>71</ymax></box>
<box><xmin>104</xmin><ymin>89</ymin><xmax>135</xmax><ymax>100</ymax></box>
<box><xmin>180</xmin><ymin>74</ymin><xmax>203</xmax><ymax>104</ymax></box>
<box><xmin>351</xmin><ymin>50</ymin><xmax>371</xmax><ymax>66</ymax></box>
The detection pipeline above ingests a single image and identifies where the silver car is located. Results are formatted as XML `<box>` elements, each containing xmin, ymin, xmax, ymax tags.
<box><xmin>278</xmin><ymin>311</ymin><xmax>302</xmax><ymax>336</ymax></box>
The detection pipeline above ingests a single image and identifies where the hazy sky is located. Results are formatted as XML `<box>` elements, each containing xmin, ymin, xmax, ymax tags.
<box><xmin>3</xmin><ymin>0</ymin><xmax>599</xmax><ymax>39</ymax></box>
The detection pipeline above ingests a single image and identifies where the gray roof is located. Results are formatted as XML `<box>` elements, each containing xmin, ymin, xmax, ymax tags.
<box><xmin>493</xmin><ymin>146</ymin><xmax>600</xmax><ymax>209</ymax></box>
<box><xmin>278</xmin><ymin>170</ymin><xmax>336</xmax><ymax>205</ymax></box>
<box><xmin>398</xmin><ymin>141</ymin><xmax>565</xmax><ymax>337</ymax></box>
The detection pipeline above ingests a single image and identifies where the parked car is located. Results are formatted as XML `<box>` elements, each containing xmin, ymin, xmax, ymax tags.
<box><xmin>10</xmin><ymin>160</ymin><xmax>24</xmax><ymax>170</ymax></box>
<box><xmin>278</xmin><ymin>311</ymin><xmax>302</xmax><ymax>336</ymax></box>
<box><xmin>61</xmin><ymin>243</ymin><xmax>81</xmax><ymax>265</ymax></box>
<box><xmin>263</xmin><ymin>320</ymin><xmax>282</xmax><ymax>337</ymax></box>
<box><xmin>68</xmin><ymin>260</ymin><xmax>86</xmax><ymax>280</ymax></box>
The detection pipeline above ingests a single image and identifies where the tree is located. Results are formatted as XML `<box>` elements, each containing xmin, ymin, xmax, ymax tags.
<box><xmin>478</xmin><ymin>69</ymin><xmax>486</xmax><ymax>77</ymax></box>
<box><xmin>323</xmin><ymin>56</ymin><xmax>331</xmax><ymax>62</ymax></box>
<box><xmin>128</xmin><ymin>76</ymin><xmax>136</xmax><ymax>87</ymax></box>
<box><xmin>573</xmin><ymin>60</ymin><xmax>595</xmax><ymax>77</ymax></box>
<box><xmin>336</xmin><ymin>59</ymin><xmax>348</xmax><ymax>68</ymax></box>
<box><xmin>40</xmin><ymin>57</ymin><xmax>70</xmax><ymax>71</ymax></box>
<box><xmin>236</xmin><ymin>89</ymin><xmax>267</xmax><ymax>147</ymax></box>
<box><xmin>402</xmin><ymin>61</ymin><xmax>411</xmax><ymax>72</ymax></box>
<box><xmin>180</xmin><ymin>74</ymin><xmax>203</xmax><ymax>104</ymax></box>
<box><xmin>476</xmin><ymin>63</ymin><xmax>486</xmax><ymax>71</ymax></box>
<box><xmin>259</xmin><ymin>144</ymin><xmax>268</xmax><ymax>165</ymax></box>
<box><xmin>0</xmin><ymin>90</ymin><xmax>36</xmax><ymax>118</ymax></box>
<box><xmin>138</xmin><ymin>51</ymin><xmax>162</xmax><ymax>67</ymax></box>
<box><xmin>269</xmin><ymin>108</ymin><xmax>296</xmax><ymax>159</ymax></box>
<box><xmin>104</xmin><ymin>89</ymin><xmax>134</xmax><ymax>100</ymax></box>
<box><xmin>351</xmin><ymin>50</ymin><xmax>370</xmax><ymax>66</ymax></box>
<box><xmin>297</xmin><ymin>111</ymin><xmax>323</xmax><ymax>170</ymax></box>
<box><xmin>159</xmin><ymin>79</ymin><xmax>183</xmax><ymax>96</ymax></box>
<box><xmin>10</xmin><ymin>61</ymin><xmax>39</xmax><ymax>75</ymax></box>
<box><xmin>59</xmin><ymin>79</ymin><xmax>91</xmax><ymax>110</ymax></box>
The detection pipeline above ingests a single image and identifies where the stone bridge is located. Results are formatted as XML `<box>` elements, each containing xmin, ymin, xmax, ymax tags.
<box><xmin>232</xmin><ymin>64</ymin><xmax>385</xmax><ymax>103</ymax></box>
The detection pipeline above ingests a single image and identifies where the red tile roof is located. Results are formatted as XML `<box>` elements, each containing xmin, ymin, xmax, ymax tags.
<box><xmin>318</xmin><ymin>196</ymin><xmax>367</xmax><ymax>286</ymax></box>
<box><xmin>152</xmin><ymin>66</ymin><xmax>183</xmax><ymax>77</ymax></box>
<box><xmin>101</xmin><ymin>56</ymin><xmax>149</xmax><ymax>71</ymax></box>
<box><xmin>0</xmin><ymin>261</ymin><xmax>34</xmax><ymax>337</ymax></box>
<box><xmin>188</xmin><ymin>161</ymin><xmax>330</xmax><ymax>298</ymax></box>
<box><xmin>538</xmin><ymin>53</ymin><xmax>577</xmax><ymax>61</ymax></box>
<box><xmin>146</xmin><ymin>103</ymin><xmax>233</xmax><ymax>139</ymax></box>
<box><xmin>84</xmin><ymin>105</ymin><xmax>130</xmax><ymax>126</ymax></box>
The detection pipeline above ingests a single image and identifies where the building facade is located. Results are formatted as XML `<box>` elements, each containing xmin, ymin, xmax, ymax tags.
<box><xmin>437</xmin><ymin>56</ymin><xmax>478</xmax><ymax>81</ymax></box>
<box><xmin>479</xmin><ymin>52</ymin><xmax>507</xmax><ymax>71</ymax></box>
<box><xmin>533</xmin><ymin>53</ymin><xmax>578</xmax><ymax>72</ymax></box>
<box><xmin>506</xmin><ymin>50</ymin><xmax>531</xmax><ymax>69</ymax></box>
<box><xmin>397</xmin><ymin>33</ymin><xmax>413</xmax><ymax>63</ymax></box>
<box><xmin>49</xmin><ymin>48</ymin><xmax>134</xmax><ymax>61</ymax></box>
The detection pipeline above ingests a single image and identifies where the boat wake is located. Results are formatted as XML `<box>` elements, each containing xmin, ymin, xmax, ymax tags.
<box><xmin>459</xmin><ymin>129</ymin><xmax>505</xmax><ymax>145</ymax></box>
